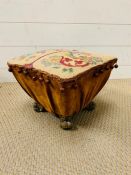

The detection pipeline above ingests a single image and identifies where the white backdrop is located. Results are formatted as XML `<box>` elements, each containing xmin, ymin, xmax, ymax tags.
<box><xmin>0</xmin><ymin>0</ymin><xmax>131</xmax><ymax>82</ymax></box>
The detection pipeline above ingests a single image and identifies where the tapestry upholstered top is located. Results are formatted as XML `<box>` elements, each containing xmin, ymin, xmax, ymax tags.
<box><xmin>7</xmin><ymin>49</ymin><xmax>116</xmax><ymax>79</ymax></box>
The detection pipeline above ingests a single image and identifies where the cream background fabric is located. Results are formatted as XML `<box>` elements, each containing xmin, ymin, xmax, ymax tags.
<box><xmin>0</xmin><ymin>79</ymin><xmax>131</xmax><ymax>175</ymax></box>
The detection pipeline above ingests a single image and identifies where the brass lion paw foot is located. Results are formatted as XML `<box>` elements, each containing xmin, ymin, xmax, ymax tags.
<box><xmin>85</xmin><ymin>101</ymin><xmax>96</xmax><ymax>111</ymax></box>
<box><xmin>33</xmin><ymin>102</ymin><xmax>46</xmax><ymax>112</ymax></box>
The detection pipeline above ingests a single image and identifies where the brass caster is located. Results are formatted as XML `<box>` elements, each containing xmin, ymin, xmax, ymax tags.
<box><xmin>60</xmin><ymin>118</ymin><xmax>73</xmax><ymax>130</ymax></box>
<box><xmin>85</xmin><ymin>101</ymin><xmax>96</xmax><ymax>111</ymax></box>
<box><xmin>33</xmin><ymin>102</ymin><xmax>46</xmax><ymax>112</ymax></box>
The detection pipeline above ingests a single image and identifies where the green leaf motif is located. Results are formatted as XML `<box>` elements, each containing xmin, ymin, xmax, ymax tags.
<box><xmin>69</xmin><ymin>68</ymin><xmax>73</xmax><ymax>73</ymax></box>
<box><xmin>62</xmin><ymin>68</ymin><xmax>74</xmax><ymax>73</ymax></box>
<box><xmin>62</xmin><ymin>68</ymin><xmax>68</xmax><ymax>72</ymax></box>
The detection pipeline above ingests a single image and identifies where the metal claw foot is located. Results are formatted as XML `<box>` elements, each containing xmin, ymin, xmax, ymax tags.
<box><xmin>85</xmin><ymin>101</ymin><xmax>96</xmax><ymax>111</ymax></box>
<box><xmin>33</xmin><ymin>102</ymin><xmax>46</xmax><ymax>112</ymax></box>
<box><xmin>60</xmin><ymin>117</ymin><xmax>73</xmax><ymax>130</ymax></box>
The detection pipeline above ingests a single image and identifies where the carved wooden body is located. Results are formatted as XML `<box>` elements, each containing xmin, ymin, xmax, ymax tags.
<box><xmin>7</xmin><ymin>50</ymin><xmax>118</xmax><ymax>118</ymax></box>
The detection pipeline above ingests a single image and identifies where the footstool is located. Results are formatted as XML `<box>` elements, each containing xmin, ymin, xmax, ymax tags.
<box><xmin>7</xmin><ymin>49</ymin><xmax>118</xmax><ymax>129</ymax></box>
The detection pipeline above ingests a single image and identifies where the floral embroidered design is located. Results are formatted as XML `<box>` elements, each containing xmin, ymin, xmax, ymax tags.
<box><xmin>89</xmin><ymin>57</ymin><xmax>103</xmax><ymax>65</ymax></box>
<box><xmin>41</xmin><ymin>57</ymin><xmax>61</xmax><ymax>68</ymax></box>
<box><xmin>59</xmin><ymin>51</ymin><xmax>103</xmax><ymax>67</ymax></box>
<box><xmin>20</xmin><ymin>50</ymin><xmax>104</xmax><ymax>74</ymax></box>
<box><xmin>60</xmin><ymin>56</ymin><xmax>90</xmax><ymax>67</ymax></box>
<box><xmin>39</xmin><ymin>50</ymin><xmax>104</xmax><ymax>74</ymax></box>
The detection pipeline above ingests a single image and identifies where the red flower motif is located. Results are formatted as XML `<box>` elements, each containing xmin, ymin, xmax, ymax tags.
<box><xmin>60</xmin><ymin>56</ymin><xmax>89</xmax><ymax>67</ymax></box>
<box><xmin>75</xmin><ymin>60</ymin><xmax>83</xmax><ymax>65</ymax></box>
<box><xmin>64</xmin><ymin>57</ymin><xmax>72</xmax><ymax>62</ymax></box>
